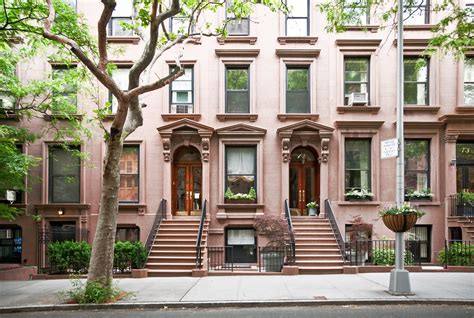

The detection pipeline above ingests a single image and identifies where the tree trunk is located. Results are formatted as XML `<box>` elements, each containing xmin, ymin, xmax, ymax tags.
<box><xmin>87</xmin><ymin>126</ymin><xmax>124</xmax><ymax>289</ymax></box>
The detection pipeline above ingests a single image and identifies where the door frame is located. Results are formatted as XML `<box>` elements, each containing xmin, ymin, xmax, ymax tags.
<box><xmin>172</xmin><ymin>162</ymin><xmax>202</xmax><ymax>216</ymax></box>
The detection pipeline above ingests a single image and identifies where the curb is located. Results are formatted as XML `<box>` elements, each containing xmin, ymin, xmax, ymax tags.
<box><xmin>1</xmin><ymin>299</ymin><xmax>474</xmax><ymax>314</ymax></box>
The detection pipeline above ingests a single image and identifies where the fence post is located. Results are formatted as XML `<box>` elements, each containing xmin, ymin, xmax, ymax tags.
<box><xmin>444</xmin><ymin>240</ymin><xmax>448</xmax><ymax>269</ymax></box>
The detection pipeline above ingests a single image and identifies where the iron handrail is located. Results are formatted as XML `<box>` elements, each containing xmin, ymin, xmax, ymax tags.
<box><xmin>324</xmin><ymin>199</ymin><xmax>346</xmax><ymax>260</ymax></box>
<box><xmin>145</xmin><ymin>199</ymin><xmax>166</xmax><ymax>259</ymax></box>
<box><xmin>284</xmin><ymin>199</ymin><xmax>296</xmax><ymax>263</ymax></box>
<box><xmin>449</xmin><ymin>194</ymin><xmax>474</xmax><ymax>218</ymax></box>
<box><xmin>195</xmin><ymin>199</ymin><xmax>207</xmax><ymax>269</ymax></box>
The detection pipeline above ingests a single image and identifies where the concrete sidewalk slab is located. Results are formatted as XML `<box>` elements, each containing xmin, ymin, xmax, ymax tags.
<box><xmin>0</xmin><ymin>272</ymin><xmax>472</xmax><ymax>313</ymax></box>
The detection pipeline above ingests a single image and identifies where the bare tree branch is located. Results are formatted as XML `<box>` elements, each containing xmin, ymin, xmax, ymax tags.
<box><xmin>97</xmin><ymin>0</ymin><xmax>116</xmax><ymax>72</ymax></box>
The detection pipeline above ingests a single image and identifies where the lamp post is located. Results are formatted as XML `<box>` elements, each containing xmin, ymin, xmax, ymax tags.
<box><xmin>389</xmin><ymin>0</ymin><xmax>413</xmax><ymax>295</ymax></box>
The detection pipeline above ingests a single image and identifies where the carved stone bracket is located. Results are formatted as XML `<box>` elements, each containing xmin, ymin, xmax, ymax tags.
<box><xmin>162</xmin><ymin>138</ymin><xmax>171</xmax><ymax>162</ymax></box>
<box><xmin>282</xmin><ymin>138</ymin><xmax>291</xmax><ymax>162</ymax></box>
<box><xmin>201</xmin><ymin>138</ymin><xmax>210</xmax><ymax>162</ymax></box>
<box><xmin>445</xmin><ymin>134</ymin><xmax>458</xmax><ymax>143</ymax></box>
<box><xmin>321</xmin><ymin>138</ymin><xmax>330</xmax><ymax>162</ymax></box>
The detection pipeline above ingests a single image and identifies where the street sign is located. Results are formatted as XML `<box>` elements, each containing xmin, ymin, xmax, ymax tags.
<box><xmin>381</xmin><ymin>138</ymin><xmax>398</xmax><ymax>159</ymax></box>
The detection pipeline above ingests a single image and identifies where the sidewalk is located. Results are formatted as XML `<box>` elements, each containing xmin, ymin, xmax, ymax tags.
<box><xmin>0</xmin><ymin>273</ymin><xmax>473</xmax><ymax>313</ymax></box>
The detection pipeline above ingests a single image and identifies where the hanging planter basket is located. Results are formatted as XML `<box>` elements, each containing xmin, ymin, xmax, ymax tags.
<box><xmin>382</xmin><ymin>213</ymin><xmax>418</xmax><ymax>232</ymax></box>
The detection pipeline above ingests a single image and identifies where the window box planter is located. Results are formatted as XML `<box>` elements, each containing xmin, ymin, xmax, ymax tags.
<box><xmin>224</xmin><ymin>198</ymin><xmax>257</xmax><ymax>204</ymax></box>
<box><xmin>405</xmin><ymin>196</ymin><xmax>432</xmax><ymax>202</ymax></box>
<box><xmin>345</xmin><ymin>196</ymin><xmax>372</xmax><ymax>201</ymax></box>
<box><xmin>344</xmin><ymin>189</ymin><xmax>374</xmax><ymax>202</ymax></box>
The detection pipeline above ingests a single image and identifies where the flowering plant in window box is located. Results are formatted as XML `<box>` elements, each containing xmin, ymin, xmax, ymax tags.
<box><xmin>224</xmin><ymin>187</ymin><xmax>256</xmax><ymax>203</ymax></box>
<box><xmin>344</xmin><ymin>188</ymin><xmax>374</xmax><ymax>201</ymax></box>
<box><xmin>405</xmin><ymin>189</ymin><xmax>433</xmax><ymax>201</ymax></box>
<box><xmin>379</xmin><ymin>203</ymin><xmax>425</xmax><ymax>233</ymax></box>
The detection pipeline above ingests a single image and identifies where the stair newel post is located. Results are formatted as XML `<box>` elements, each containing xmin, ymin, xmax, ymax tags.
<box><xmin>195</xmin><ymin>199</ymin><xmax>207</xmax><ymax>269</ymax></box>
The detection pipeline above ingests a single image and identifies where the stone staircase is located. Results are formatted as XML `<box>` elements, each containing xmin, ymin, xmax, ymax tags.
<box><xmin>292</xmin><ymin>217</ymin><xmax>345</xmax><ymax>274</ymax></box>
<box><xmin>146</xmin><ymin>219</ymin><xmax>208</xmax><ymax>276</ymax></box>
<box><xmin>452</xmin><ymin>217</ymin><xmax>474</xmax><ymax>240</ymax></box>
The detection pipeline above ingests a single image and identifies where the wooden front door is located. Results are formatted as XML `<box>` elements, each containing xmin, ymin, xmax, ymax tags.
<box><xmin>173</xmin><ymin>164</ymin><xmax>202</xmax><ymax>216</ymax></box>
<box><xmin>289</xmin><ymin>147</ymin><xmax>320</xmax><ymax>216</ymax></box>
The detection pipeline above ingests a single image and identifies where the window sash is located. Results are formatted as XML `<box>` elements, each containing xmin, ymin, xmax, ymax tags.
<box><xmin>49</xmin><ymin>146</ymin><xmax>80</xmax><ymax>203</ymax></box>
<box><xmin>285</xmin><ymin>0</ymin><xmax>309</xmax><ymax>36</ymax></box>
<box><xmin>464</xmin><ymin>57</ymin><xmax>474</xmax><ymax>104</ymax></box>
<box><xmin>344</xmin><ymin>57</ymin><xmax>370</xmax><ymax>105</ymax></box>
<box><xmin>405</xmin><ymin>139</ymin><xmax>430</xmax><ymax>192</ymax></box>
<box><xmin>345</xmin><ymin>139</ymin><xmax>371</xmax><ymax>191</ymax></box>
<box><xmin>404</xmin><ymin>0</ymin><xmax>430</xmax><ymax>24</ymax></box>
<box><xmin>225</xmin><ymin>146</ymin><xmax>256</xmax><ymax>196</ymax></box>
<box><xmin>404</xmin><ymin>58</ymin><xmax>429</xmax><ymax>105</ymax></box>
<box><xmin>170</xmin><ymin>67</ymin><xmax>194</xmax><ymax>113</ymax></box>
<box><xmin>225</xmin><ymin>67</ymin><xmax>250</xmax><ymax>113</ymax></box>
<box><xmin>119</xmin><ymin>145</ymin><xmax>139</xmax><ymax>203</ymax></box>
<box><xmin>52</xmin><ymin>66</ymin><xmax>77</xmax><ymax>108</ymax></box>
<box><xmin>343</xmin><ymin>0</ymin><xmax>370</xmax><ymax>25</ymax></box>
<box><xmin>286</xmin><ymin>66</ymin><xmax>310</xmax><ymax>113</ymax></box>
<box><xmin>108</xmin><ymin>17</ymin><xmax>133</xmax><ymax>36</ymax></box>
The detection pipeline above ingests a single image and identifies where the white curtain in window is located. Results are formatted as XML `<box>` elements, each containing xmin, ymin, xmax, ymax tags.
<box><xmin>113</xmin><ymin>68</ymin><xmax>129</xmax><ymax>90</ymax></box>
<box><xmin>227</xmin><ymin>229</ymin><xmax>255</xmax><ymax>245</ymax></box>
<box><xmin>227</xmin><ymin>147</ymin><xmax>255</xmax><ymax>175</ymax></box>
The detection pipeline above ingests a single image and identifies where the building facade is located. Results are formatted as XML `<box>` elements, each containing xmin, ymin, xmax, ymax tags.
<box><xmin>1</xmin><ymin>0</ymin><xmax>474</xmax><ymax>274</ymax></box>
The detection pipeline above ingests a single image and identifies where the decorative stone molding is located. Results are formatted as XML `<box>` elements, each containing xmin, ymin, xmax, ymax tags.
<box><xmin>336</xmin><ymin>106</ymin><xmax>380</xmax><ymax>114</ymax></box>
<box><xmin>334</xmin><ymin>120</ymin><xmax>384</xmax><ymax>129</ymax></box>
<box><xmin>201</xmin><ymin>138</ymin><xmax>210</xmax><ymax>162</ymax></box>
<box><xmin>216</xmin><ymin>113</ymin><xmax>258</xmax><ymax>122</ymax></box>
<box><xmin>445</xmin><ymin>134</ymin><xmax>458</xmax><ymax>143</ymax></box>
<box><xmin>282</xmin><ymin>138</ymin><xmax>291</xmax><ymax>162</ymax></box>
<box><xmin>275</xmin><ymin>49</ymin><xmax>320</xmax><ymax>58</ymax></box>
<box><xmin>215</xmin><ymin>49</ymin><xmax>260</xmax><ymax>58</ymax></box>
<box><xmin>321</xmin><ymin>138</ymin><xmax>330</xmax><ymax>163</ymax></box>
<box><xmin>161</xmin><ymin>114</ymin><xmax>201</xmax><ymax>121</ymax></box>
<box><xmin>277</xmin><ymin>113</ymin><xmax>319</xmax><ymax>121</ymax></box>
<box><xmin>277</xmin><ymin>36</ymin><xmax>318</xmax><ymax>45</ymax></box>
<box><xmin>403</xmin><ymin>106</ymin><xmax>440</xmax><ymax>114</ymax></box>
<box><xmin>217</xmin><ymin>36</ymin><xmax>257</xmax><ymax>45</ymax></box>
<box><xmin>216</xmin><ymin>123</ymin><xmax>267</xmax><ymax>137</ymax></box>
<box><xmin>162</xmin><ymin>138</ymin><xmax>171</xmax><ymax>162</ymax></box>
<box><xmin>335</xmin><ymin>39</ymin><xmax>381</xmax><ymax>52</ymax></box>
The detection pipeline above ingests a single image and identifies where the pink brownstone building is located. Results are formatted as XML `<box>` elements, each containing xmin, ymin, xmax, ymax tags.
<box><xmin>1</xmin><ymin>0</ymin><xmax>473</xmax><ymax>276</ymax></box>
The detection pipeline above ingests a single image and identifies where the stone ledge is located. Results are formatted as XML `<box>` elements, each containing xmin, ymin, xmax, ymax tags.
<box><xmin>277</xmin><ymin>36</ymin><xmax>318</xmax><ymax>45</ymax></box>
<box><xmin>162</xmin><ymin>114</ymin><xmax>202</xmax><ymax>121</ymax></box>
<box><xmin>216</xmin><ymin>113</ymin><xmax>258</xmax><ymax>122</ymax></box>
<box><xmin>277</xmin><ymin>113</ymin><xmax>319</xmax><ymax>122</ymax></box>
<box><xmin>337</xmin><ymin>106</ymin><xmax>380</xmax><ymax>114</ymax></box>
<box><xmin>217</xmin><ymin>36</ymin><xmax>257</xmax><ymax>45</ymax></box>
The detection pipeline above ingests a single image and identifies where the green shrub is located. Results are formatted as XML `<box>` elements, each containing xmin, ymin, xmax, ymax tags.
<box><xmin>61</xmin><ymin>278</ymin><xmax>122</xmax><ymax>304</ymax></box>
<box><xmin>131</xmin><ymin>241</ymin><xmax>147</xmax><ymax>269</ymax></box>
<box><xmin>114</xmin><ymin>241</ymin><xmax>135</xmax><ymax>272</ymax></box>
<box><xmin>373</xmin><ymin>248</ymin><xmax>414</xmax><ymax>266</ymax></box>
<box><xmin>48</xmin><ymin>241</ymin><xmax>91</xmax><ymax>274</ymax></box>
<box><xmin>437</xmin><ymin>242</ymin><xmax>474</xmax><ymax>266</ymax></box>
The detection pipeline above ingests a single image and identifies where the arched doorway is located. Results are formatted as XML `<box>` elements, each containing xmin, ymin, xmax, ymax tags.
<box><xmin>289</xmin><ymin>147</ymin><xmax>320</xmax><ymax>216</ymax></box>
<box><xmin>172</xmin><ymin>146</ymin><xmax>202</xmax><ymax>216</ymax></box>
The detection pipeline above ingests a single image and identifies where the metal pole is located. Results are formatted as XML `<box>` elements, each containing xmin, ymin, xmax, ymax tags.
<box><xmin>389</xmin><ymin>0</ymin><xmax>412</xmax><ymax>295</ymax></box>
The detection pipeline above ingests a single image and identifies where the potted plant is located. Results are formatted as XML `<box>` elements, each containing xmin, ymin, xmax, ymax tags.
<box><xmin>405</xmin><ymin>189</ymin><xmax>433</xmax><ymax>201</ymax></box>
<box><xmin>344</xmin><ymin>188</ymin><xmax>374</xmax><ymax>201</ymax></box>
<box><xmin>379</xmin><ymin>203</ymin><xmax>425</xmax><ymax>233</ymax></box>
<box><xmin>306</xmin><ymin>201</ymin><xmax>319</xmax><ymax>216</ymax></box>
<box><xmin>131</xmin><ymin>241</ymin><xmax>148</xmax><ymax>278</ymax></box>
<box><xmin>254</xmin><ymin>215</ymin><xmax>292</xmax><ymax>272</ymax></box>
<box><xmin>224</xmin><ymin>187</ymin><xmax>257</xmax><ymax>204</ymax></box>
<box><xmin>346</xmin><ymin>215</ymin><xmax>373</xmax><ymax>265</ymax></box>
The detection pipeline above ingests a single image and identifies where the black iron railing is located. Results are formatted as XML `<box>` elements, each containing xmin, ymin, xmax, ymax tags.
<box><xmin>443</xmin><ymin>240</ymin><xmax>474</xmax><ymax>268</ymax></box>
<box><xmin>284</xmin><ymin>199</ymin><xmax>296</xmax><ymax>264</ymax></box>
<box><xmin>324</xmin><ymin>199</ymin><xmax>346</xmax><ymax>260</ymax></box>
<box><xmin>345</xmin><ymin>239</ymin><xmax>427</xmax><ymax>266</ymax></box>
<box><xmin>145</xmin><ymin>199</ymin><xmax>166</xmax><ymax>258</ymax></box>
<box><xmin>258</xmin><ymin>246</ymin><xmax>294</xmax><ymax>272</ymax></box>
<box><xmin>195</xmin><ymin>199</ymin><xmax>207</xmax><ymax>269</ymax></box>
<box><xmin>207</xmin><ymin>246</ymin><xmax>235</xmax><ymax>271</ymax></box>
<box><xmin>449</xmin><ymin>194</ymin><xmax>474</xmax><ymax>218</ymax></box>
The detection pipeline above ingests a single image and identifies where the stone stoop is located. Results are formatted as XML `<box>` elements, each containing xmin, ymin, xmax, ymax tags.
<box><xmin>292</xmin><ymin>217</ymin><xmax>344</xmax><ymax>274</ymax></box>
<box><xmin>146</xmin><ymin>219</ymin><xmax>209</xmax><ymax>277</ymax></box>
<box><xmin>448</xmin><ymin>216</ymin><xmax>474</xmax><ymax>240</ymax></box>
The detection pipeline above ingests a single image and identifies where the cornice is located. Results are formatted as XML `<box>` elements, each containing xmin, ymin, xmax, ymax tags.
<box><xmin>215</xmin><ymin>49</ymin><xmax>260</xmax><ymax>58</ymax></box>
<box><xmin>275</xmin><ymin>49</ymin><xmax>321</xmax><ymax>58</ymax></box>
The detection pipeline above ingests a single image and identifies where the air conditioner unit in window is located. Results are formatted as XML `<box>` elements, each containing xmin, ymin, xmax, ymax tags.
<box><xmin>174</xmin><ymin>104</ymin><xmax>193</xmax><ymax>114</ymax></box>
<box><xmin>348</xmin><ymin>92</ymin><xmax>368</xmax><ymax>106</ymax></box>
<box><xmin>0</xmin><ymin>96</ymin><xmax>16</xmax><ymax>114</ymax></box>
<box><xmin>0</xmin><ymin>190</ymin><xmax>16</xmax><ymax>204</ymax></box>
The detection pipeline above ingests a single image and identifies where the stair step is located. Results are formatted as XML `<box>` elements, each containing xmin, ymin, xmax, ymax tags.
<box><xmin>147</xmin><ymin>269</ymin><xmax>193</xmax><ymax>277</ymax></box>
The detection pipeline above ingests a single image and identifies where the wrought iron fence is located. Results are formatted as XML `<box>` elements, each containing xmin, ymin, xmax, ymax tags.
<box><xmin>325</xmin><ymin>199</ymin><xmax>346</xmax><ymax>260</ymax></box>
<box><xmin>345</xmin><ymin>240</ymin><xmax>427</xmax><ymax>266</ymax></box>
<box><xmin>258</xmin><ymin>246</ymin><xmax>294</xmax><ymax>272</ymax></box>
<box><xmin>449</xmin><ymin>195</ymin><xmax>474</xmax><ymax>218</ymax></box>
<box><xmin>442</xmin><ymin>240</ymin><xmax>474</xmax><ymax>268</ymax></box>
<box><xmin>207</xmin><ymin>246</ymin><xmax>235</xmax><ymax>271</ymax></box>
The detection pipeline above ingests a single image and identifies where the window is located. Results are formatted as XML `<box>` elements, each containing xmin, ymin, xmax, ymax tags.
<box><xmin>404</xmin><ymin>57</ymin><xmax>429</xmax><ymax>105</ymax></box>
<box><xmin>0</xmin><ymin>92</ymin><xmax>16</xmax><ymax>113</ymax></box>
<box><xmin>170</xmin><ymin>66</ymin><xmax>194</xmax><ymax>113</ymax></box>
<box><xmin>52</xmin><ymin>65</ymin><xmax>77</xmax><ymax>110</ymax></box>
<box><xmin>49</xmin><ymin>145</ymin><xmax>80</xmax><ymax>203</ymax></box>
<box><xmin>464</xmin><ymin>57</ymin><xmax>474</xmax><ymax>105</ymax></box>
<box><xmin>343</xmin><ymin>0</ymin><xmax>369</xmax><ymax>25</ymax></box>
<box><xmin>467</xmin><ymin>1</ymin><xmax>474</xmax><ymax>23</ymax></box>
<box><xmin>108</xmin><ymin>0</ymin><xmax>133</xmax><ymax>36</ymax></box>
<box><xmin>286</xmin><ymin>66</ymin><xmax>310</xmax><ymax>113</ymax></box>
<box><xmin>0</xmin><ymin>145</ymin><xmax>24</xmax><ymax>204</ymax></box>
<box><xmin>170</xmin><ymin>16</ymin><xmax>193</xmax><ymax>35</ymax></box>
<box><xmin>61</xmin><ymin>0</ymin><xmax>76</xmax><ymax>10</ymax></box>
<box><xmin>116</xmin><ymin>226</ymin><xmax>139</xmax><ymax>242</ymax></box>
<box><xmin>109</xmin><ymin>67</ymin><xmax>130</xmax><ymax>113</ymax></box>
<box><xmin>285</xmin><ymin>0</ymin><xmax>309</xmax><ymax>36</ymax></box>
<box><xmin>345</xmin><ymin>139</ymin><xmax>371</xmax><ymax>192</ymax></box>
<box><xmin>226</xmin><ymin>1</ymin><xmax>250</xmax><ymax>35</ymax></box>
<box><xmin>225</xmin><ymin>146</ymin><xmax>256</xmax><ymax>198</ymax></box>
<box><xmin>406</xmin><ymin>225</ymin><xmax>431</xmax><ymax>262</ymax></box>
<box><xmin>226</xmin><ymin>66</ymin><xmax>249</xmax><ymax>113</ymax></box>
<box><xmin>225</xmin><ymin>228</ymin><xmax>256</xmax><ymax>263</ymax></box>
<box><xmin>344</xmin><ymin>57</ymin><xmax>369</xmax><ymax>105</ymax></box>
<box><xmin>0</xmin><ymin>226</ymin><xmax>22</xmax><ymax>263</ymax></box>
<box><xmin>119</xmin><ymin>145</ymin><xmax>139</xmax><ymax>203</ymax></box>
<box><xmin>50</xmin><ymin>221</ymin><xmax>76</xmax><ymax>242</ymax></box>
<box><xmin>405</xmin><ymin>139</ymin><xmax>430</xmax><ymax>193</ymax></box>
<box><xmin>404</xmin><ymin>0</ymin><xmax>429</xmax><ymax>24</ymax></box>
